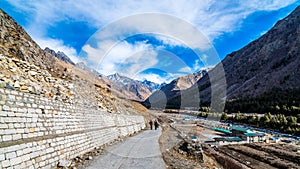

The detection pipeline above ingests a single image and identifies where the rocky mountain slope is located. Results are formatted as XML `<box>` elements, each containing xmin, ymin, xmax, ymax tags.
<box><xmin>0</xmin><ymin>9</ymin><xmax>59</xmax><ymax>74</ymax></box>
<box><xmin>108</xmin><ymin>73</ymin><xmax>160</xmax><ymax>101</ymax></box>
<box><xmin>172</xmin><ymin>69</ymin><xmax>209</xmax><ymax>91</ymax></box>
<box><xmin>44</xmin><ymin>47</ymin><xmax>75</xmax><ymax>65</ymax></box>
<box><xmin>144</xmin><ymin>69</ymin><xmax>208</xmax><ymax>108</ymax></box>
<box><xmin>145</xmin><ymin>5</ymin><xmax>300</xmax><ymax>112</ymax></box>
<box><xmin>0</xmin><ymin>8</ymin><xmax>149</xmax><ymax>115</ymax></box>
<box><xmin>221</xmin><ymin>5</ymin><xmax>300</xmax><ymax>99</ymax></box>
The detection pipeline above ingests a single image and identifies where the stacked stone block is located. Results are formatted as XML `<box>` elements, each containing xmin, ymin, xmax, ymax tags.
<box><xmin>0</xmin><ymin>88</ymin><xmax>145</xmax><ymax>168</ymax></box>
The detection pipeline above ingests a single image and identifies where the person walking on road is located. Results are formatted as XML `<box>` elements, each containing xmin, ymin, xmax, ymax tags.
<box><xmin>149</xmin><ymin>120</ymin><xmax>153</xmax><ymax>130</ymax></box>
<box><xmin>154</xmin><ymin>120</ymin><xmax>159</xmax><ymax>130</ymax></box>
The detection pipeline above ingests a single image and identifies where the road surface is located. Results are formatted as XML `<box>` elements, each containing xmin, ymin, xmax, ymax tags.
<box><xmin>81</xmin><ymin>128</ymin><xmax>166</xmax><ymax>169</ymax></box>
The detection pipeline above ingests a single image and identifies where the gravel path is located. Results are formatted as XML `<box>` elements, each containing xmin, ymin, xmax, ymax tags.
<box><xmin>81</xmin><ymin>128</ymin><xmax>166</xmax><ymax>169</ymax></box>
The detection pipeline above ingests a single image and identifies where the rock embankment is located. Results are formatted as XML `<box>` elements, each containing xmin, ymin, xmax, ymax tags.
<box><xmin>0</xmin><ymin>54</ymin><xmax>119</xmax><ymax>113</ymax></box>
<box><xmin>0</xmin><ymin>9</ymin><xmax>57</xmax><ymax>71</ymax></box>
<box><xmin>0</xmin><ymin>55</ymin><xmax>75</xmax><ymax>104</ymax></box>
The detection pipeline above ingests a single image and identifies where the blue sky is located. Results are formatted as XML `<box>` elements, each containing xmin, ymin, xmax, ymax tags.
<box><xmin>1</xmin><ymin>0</ymin><xmax>299</xmax><ymax>83</ymax></box>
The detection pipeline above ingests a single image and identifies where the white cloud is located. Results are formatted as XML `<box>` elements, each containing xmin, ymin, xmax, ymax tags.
<box><xmin>192</xmin><ymin>59</ymin><xmax>201</xmax><ymax>72</ymax></box>
<box><xmin>154</xmin><ymin>35</ymin><xmax>184</xmax><ymax>47</ymax></box>
<box><xmin>4</xmin><ymin>0</ymin><xmax>298</xmax><ymax>83</ymax></box>
<box><xmin>239</xmin><ymin>0</ymin><xmax>297</xmax><ymax>11</ymax></box>
<box><xmin>82</xmin><ymin>40</ymin><xmax>158</xmax><ymax>76</ymax></box>
<box><xmin>120</xmin><ymin>50</ymin><xmax>159</xmax><ymax>76</ymax></box>
<box><xmin>6</xmin><ymin>0</ymin><xmax>297</xmax><ymax>41</ymax></box>
<box><xmin>79</xmin><ymin>12</ymin><xmax>217</xmax><ymax>80</ymax></box>
<box><xmin>34</xmin><ymin>37</ymin><xmax>79</xmax><ymax>63</ymax></box>
<box><xmin>178</xmin><ymin>67</ymin><xmax>192</xmax><ymax>73</ymax></box>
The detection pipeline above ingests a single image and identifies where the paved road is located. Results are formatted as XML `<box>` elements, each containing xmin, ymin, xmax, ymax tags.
<box><xmin>81</xmin><ymin>128</ymin><xmax>166</xmax><ymax>169</ymax></box>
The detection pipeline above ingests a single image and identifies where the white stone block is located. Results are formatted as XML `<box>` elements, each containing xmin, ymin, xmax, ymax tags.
<box><xmin>5</xmin><ymin>151</ymin><xmax>17</xmax><ymax>159</ymax></box>
<box><xmin>37</xmin><ymin>132</ymin><xmax>43</xmax><ymax>136</ymax></box>
<box><xmin>7</xmin><ymin>95</ymin><xmax>15</xmax><ymax>101</ymax></box>
<box><xmin>6</xmin><ymin>111</ymin><xmax>17</xmax><ymax>117</ymax></box>
<box><xmin>5</xmin><ymin>117</ymin><xmax>17</xmax><ymax>123</ymax></box>
<box><xmin>14</xmin><ymin>113</ymin><xmax>23</xmax><ymax>117</ymax></box>
<box><xmin>27</xmin><ymin>108</ymin><xmax>35</xmax><ymax>114</ymax></box>
<box><xmin>44</xmin><ymin>164</ymin><xmax>53</xmax><ymax>169</ymax></box>
<box><xmin>31</xmin><ymin>114</ymin><xmax>38</xmax><ymax>118</ymax></box>
<box><xmin>6</xmin><ymin>145</ymin><xmax>19</xmax><ymax>153</ymax></box>
<box><xmin>0</xmin><ymin>123</ymin><xmax>8</xmax><ymax>128</ymax></box>
<box><xmin>14</xmin><ymin>123</ymin><xmax>20</xmax><ymax>128</ymax></box>
<box><xmin>15</xmin><ymin>102</ymin><xmax>24</xmax><ymax>107</ymax></box>
<box><xmin>22</xmin><ymin>134</ymin><xmax>28</xmax><ymax>139</ymax></box>
<box><xmin>32</xmin><ymin>118</ymin><xmax>38</xmax><ymax>123</ymax></box>
<box><xmin>46</xmin><ymin>147</ymin><xmax>54</xmax><ymax>153</ymax></box>
<box><xmin>19</xmin><ymin>143</ymin><xmax>27</xmax><ymax>149</ymax></box>
<box><xmin>3</xmin><ymin>135</ymin><xmax>12</xmax><ymax>141</ymax></box>
<box><xmin>11</xmin><ymin>91</ymin><xmax>18</xmax><ymax>95</ymax></box>
<box><xmin>13</xmin><ymin>134</ymin><xmax>22</xmax><ymax>140</ymax></box>
<box><xmin>39</xmin><ymin>161</ymin><xmax>46</xmax><ymax>166</ymax></box>
<box><xmin>30</xmin><ymin>151</ymin><xmax>39</xmax><ymax>159</ymax></box>
<box><xmin>2</xmin><ymin>105</ymin><xmax>10</xmax><ymax>111</ymax></box>
<box><xmin>0</xmin><ymin>111</ymin><xmax>7</xmax><ymax>116</ymax></box>
<box><xmin>17</xmin><ymin>108</ymin><xmax>27</xmax><ymax>113</ymax></box>
<box><xmin>16</xmin><ymin>128</ymin><xmax>24</xmax><ymax>133</ymax></box>
<box><xmin>28</xmin><ymin>166</ymin><xmax>35</xmax><ymax>169</ymax></box>
<box><xmin>16</xmin><ymin>150</ymin><xmax>23</xmax><ymax>156</ymax></box>
<box><xmin>20</xmin><ymin>118</ymin><xmax>26</xmax><ymax>123</ymax></box>
<box><xmin>11</xmin><ymin>107</ymin><xmax>18</xmax><ymax>112</ymax></box>
<box><xmin>2</xmin><ymin>160</ymin><xmax>11</xmax><ymax>168</ymax></box>
<box><xmin>25</xmin><ymin>160</ymin><xmax>32</xmax><ymax>167</ymax></box>
<box><xmin>10</xmin><ymin>156</ymin><xmax>22</xmax><ymax>166</ymax></box>
<box><xmin>21</xmin><ymin>154</ymin><xmax>30</xmax><ymax>161</ymax></box>
<box><xmin>5</xmin><ymin>129</ymin><xmax>16</xmax><ymax>134</ymax></box>
<box><xmin>39</xmin><ymin>155</ymin><xmax>46</xmax><ymax>161</ymax></box>
<box><xmin>26</xmin><ymin>142</ymin><xmax>33</xmax><ymax>147</ymax></box>
<box><xmin>0</xmin><ymin>154</ymin><xmax>5</xmax><ymax>161</ymax></box>
<box><xmin>15</xmin><ymin>162</ymin><xmax>27</xmax><ymax>169</ymax></box>
<box><xmin>35</xmin><ymin>109</ymin><xmax>42</xmax><ymax>114</ymax></box>
<box><xmin>22</xmin><ymin>148</ymin><xmax>31</xmax><ymax>154</ymax></box>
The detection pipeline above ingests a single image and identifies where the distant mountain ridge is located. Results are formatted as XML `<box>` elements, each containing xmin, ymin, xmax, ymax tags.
<box><xmin>108</xmin><ymin>73</ymin><xmax>161</xmax><ymax>101</ymax></box>
<box><xmin>172</xmin><ymin>69</ymin><xmax>209</xmax><ymax>91</ymax></box>
<box><xmin>44</xmin><ymin>47</ymin><xmax>75</xmax><ymax>65</ymax></box>
<box><xmin>143</xmin><ymin>69</ymin><xmax>209</xmax><ymax>108</ymax></box>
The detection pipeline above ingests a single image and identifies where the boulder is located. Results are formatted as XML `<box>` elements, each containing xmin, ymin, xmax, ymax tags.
<box><xmin>28</xmin><ymin>71</ymin><xmax>37</xmax><ymax>76</ymax></box>
<box><xmin>6</xmin><ymin>83</ymin><xmax>14</xmax><ymax>90</ymax></box>
<box><xmin>57</xmin><ymin>160</ymin><xmax>72</xmax><ymax>168</ymax></box>
<box><xmin>0</xmin><ymin>81</ymin><xmax>6</xmax><ymax>88</ymax></box>
<box><xmin>13</xmin><ymin>81</ymin><xmax>20</xmax><ymax>88</ymax></box>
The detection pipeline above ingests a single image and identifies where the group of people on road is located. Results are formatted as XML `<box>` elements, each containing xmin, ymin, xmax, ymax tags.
<box><xmin>149</xmin><ymin>119</ymin><xmax>159</xmax><ymax>130</ymax></box>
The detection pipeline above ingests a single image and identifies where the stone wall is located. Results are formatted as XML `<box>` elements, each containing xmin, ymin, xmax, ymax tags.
<box><xmin>0</xmin><ymin>88</ymin><xmax>145</xmax><ymax>169</ymax></box>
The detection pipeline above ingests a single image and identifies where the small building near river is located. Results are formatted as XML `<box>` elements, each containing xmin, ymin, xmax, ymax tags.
<box><xmin>209</xmin><ymin>125</ymin><xmax>267</xmax><ymax>145</ymax></box>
